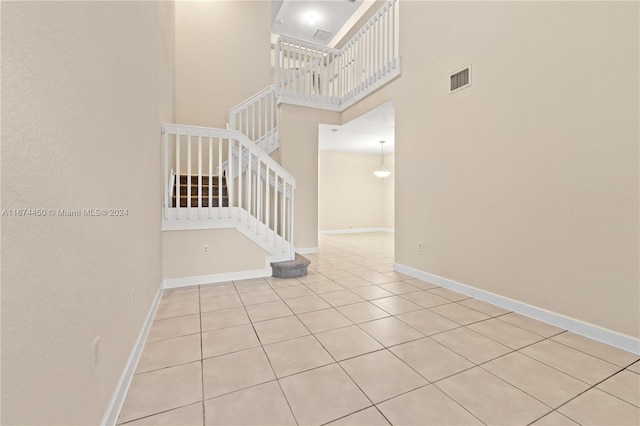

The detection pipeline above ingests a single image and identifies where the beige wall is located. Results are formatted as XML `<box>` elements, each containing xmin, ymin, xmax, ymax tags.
<box><xmin>169</xmin><ymin>1</ymin><xmax>275</xmax><ymax>280</ymax></box>
<box><xmin>342</xmin><ymin>80</ymin><xmax>399</xmax><ymax>124</ymax></box>
<box><xmin>391</xmin><ymin>1</ymin><xmax>639</xmax><ymax>338</ymax></box>
<box><xmin>1</xmin><ymin>2</ymin><xmax>175</xmax><ymax>424</ymax></box>
<box><xmin>279</xmin><ymin>104</ymin><xmax>341</xmax><ymax>249</ymax></box>
<box><xmin>163</xmin><ymin>229</ymin><xmax>270</xmax><ymax>280</ymax></box>
<box><xmin>175</xmin><ymin>1</ymin><xmax>273</xmax><ymax>127</ymax></box>
<box><xmin>289</xmin><ymin>1</ymin><xmax>638</xmax><ymax>339</ymax></box>
<box><xmin>318</xmin><ymin>151</ymin><xmax>394</xmax><ymax>231</ymax></box>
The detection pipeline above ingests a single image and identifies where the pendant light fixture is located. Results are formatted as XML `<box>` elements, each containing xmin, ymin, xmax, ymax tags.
<box><xmin>373</xmin><ymin>140</ymin><xmax>391</xmax><ymax>178</ymax></box>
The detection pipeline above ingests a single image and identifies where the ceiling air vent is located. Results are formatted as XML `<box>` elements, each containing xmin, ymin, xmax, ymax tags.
<box><xmin>313</xmin><ymin>29</ymin><xmax>332</xmax><ymax>42</ymax></box>
<box><xmin>450</xmin><ymin>65</ymin><xmax>471</xmax><ymax>93</ymax></box>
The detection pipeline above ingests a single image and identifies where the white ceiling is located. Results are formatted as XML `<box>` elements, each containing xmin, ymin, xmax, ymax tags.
<box><xmin>272</xmin><ymin>0</ymin><xmax>368</xmax><ymax>47</ymax></box>
<box><xmin>319</xmin><ymin>100</ymin><xmax>395</xmax><ymax>154</ymax></box>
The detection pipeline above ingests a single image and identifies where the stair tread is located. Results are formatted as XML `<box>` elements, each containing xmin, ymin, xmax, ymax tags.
<box><xmin>178</xmin><ymin>183</ymin><xmax>225</xmax><ymax>186</ymax></box>
<box><xmin>271</xmin><ymin>254</ymin><xmax>310</xmax><ymax>278</ymax></box>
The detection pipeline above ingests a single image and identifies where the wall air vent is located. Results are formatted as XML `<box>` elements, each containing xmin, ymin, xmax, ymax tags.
<box><xmin>450</xmin><ymin>65</ymin><xmax>471</xmax><ymax>93</ymax></box>
<box><xmin>313</xmin><ymin>29</ymin><xmax>332</xmax><ymax>42</ymax></box>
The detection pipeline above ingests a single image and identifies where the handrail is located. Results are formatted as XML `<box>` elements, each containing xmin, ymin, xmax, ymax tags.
<box><xmin>229</xmin><ymin>85</ymin><xmax>275</xmax><ymax>114</ymax></box>
<box><xmin>230</xmin><ymin>130</ymin><xmax>294</xmax><ymax>183</ymax></box>
<box><xmin>228</xmin><ymin>85</ymin><xmax>278</xmax><ymax>153</ymax></box>
<box><xmin>162</xmin><ymin>124</ymin><xmax>294</xmax><ymax>184</ymax></box>
<box><xmin>274</xmin><ymin>0</ymin><xmax>400</xmax><ymax>111</ymax></box>
<box><xmin>278</xmin><ymin>35</ymin><xmax>341</xmax><ymax>55</ymax></box>
<box><xmin>341</xmin><ymin>0</ymin><xmax>396</xmax><ymax>52</ymax></box>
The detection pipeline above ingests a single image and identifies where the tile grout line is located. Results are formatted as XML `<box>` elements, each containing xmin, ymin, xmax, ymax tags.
<box><xmin>515</xmin><ymin>341</ymin><xmax>623</xmax><ymax>387</ymax></box>
<box><xmin>240</xmin><ymin>276</ymin><xmax>392</xmax><ymax>423</ymax></box>
<box><xmin>549</xmin><ymin>334</ymin><xmax>640</xmax><ymax>368</ymax></box>
<box><xmin>312</xmin><ymin>246</ymin><xmax>450</xmax><ymax>424</ymax></box>
<box><xmin>235</xmin><ymin>277</ymin><xmax>301</xmax><ymax>426</ymax></box>
<box><xmin>462</xmin><ymin>335</ymin><xmax>640</xmax><ymax>421</ymax></box>
<box><xmin>290</xmin><ymin>278</ymin><xmax>489</xmax><ymax>426</ymax></box>
<box><xmin>123</xmin><ymin>234</ymin><xmax>639</xmax><ymax>425</ymax></box>
<box><xmin>198</xmin><ymin>284</ymin><xmax>205</xmax><ymax>424</ymax></box>
<box><xmin>118</xmin><ymin>402</ymin><xmax>203</xmax><ymax>425</ymax></box>
<box><xmin>286</xmin><ymin>302</ymin><xmax>383</xmax><ymax>424</ymax></box>
<box><xmin>544</xmin><ymin>363</ymin><xmax>638</xmax><ymax>418</ymax></box>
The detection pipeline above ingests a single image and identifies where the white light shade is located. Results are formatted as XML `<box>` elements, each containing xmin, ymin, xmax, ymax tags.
<box><xmin>374</xmin><ymin>140</ymin><xmax>391</xmax><ymax>178</ymax></box>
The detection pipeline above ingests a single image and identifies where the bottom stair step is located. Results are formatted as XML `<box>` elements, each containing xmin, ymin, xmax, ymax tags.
<box><xmin>271</xmin><ymin>253</ymin><xmax>310</xmax><ymax>278</ymax></box>
<box><xmin>172</xmin><ymin>198</ymin><xmax>229</xmax><ymax>208</ymax></box>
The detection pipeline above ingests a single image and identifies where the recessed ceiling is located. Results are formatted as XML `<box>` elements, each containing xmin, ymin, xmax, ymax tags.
<box><xmin>319</xmin><ymin>100</ymin><xmax>395</xmax><ymax>154</ymax></box>
<box><xmin>272</xmin><ymin>0</ymin><xmax>366</xmax><ymax>47</ymax></box>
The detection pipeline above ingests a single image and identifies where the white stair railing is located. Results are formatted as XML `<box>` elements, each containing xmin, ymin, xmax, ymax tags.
<box><xmin>275</xmin><ymin>37</ymin><xmax>342</xmax><ymax>110</ymax></box>
<box><xmin>162</xmin><ymin>124</ymin><xmax>295</xmax><ymax>260</ymax></box>
<box><xmin>275</xmin><ymin>0</ymin><xmax>400</xmax><ymax>112</ymax></box>
<box><xmin>229</xmin><ymin>85</ymin><xmax>279</xmax><ymax>154</ymax></box>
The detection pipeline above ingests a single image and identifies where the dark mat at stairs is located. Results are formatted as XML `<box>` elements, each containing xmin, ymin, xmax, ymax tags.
<box><xmin>271</xmin><ymin>253</ymin><xmax>311</xmax><ymax>278</ymax></box>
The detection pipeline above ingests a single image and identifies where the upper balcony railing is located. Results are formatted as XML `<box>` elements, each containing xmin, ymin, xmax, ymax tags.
<box><xmin>275</xmin><ymin>0</ymin><xmax>400</xmax><ymax>112</ymax></box>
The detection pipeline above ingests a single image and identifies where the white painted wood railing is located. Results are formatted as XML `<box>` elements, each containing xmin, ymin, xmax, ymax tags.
<box><xmin>275</xmin><ymin>37</ymin><xmax>342</xmax><ymax>110</ymax></box>
<box><xmin>275</xmin><ymin>0</ymin><xmax>400</xmax><ymax>111</ymax></box>
<box><xmin>162</xmin><ymin>124</ymin><xmax>295</xmax><ymax>260</ymax></box>
<box><xmin>229</xmin><ymin>85</ymin><xmax>279</xmax><ymax>154</ymax></box>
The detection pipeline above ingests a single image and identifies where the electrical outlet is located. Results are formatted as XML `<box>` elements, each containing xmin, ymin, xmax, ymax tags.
<box><xmin>130</xmin><ymin>288</ymin><xmax>135</xmax><ymax>309</ymax></box>
<box><xmin>418</xmin><ymin>241</ymin><xmax>423</xmax><ymax>252</ymax></box>
<box><xmin>203</xmin><ymin>245</ymin><xmax>209</xmax><ymax>254</ymax></box>
<box><xmin>92</xmin><ymin>336</ymin><xmax>100</xmax><ymax>369</ymax></box>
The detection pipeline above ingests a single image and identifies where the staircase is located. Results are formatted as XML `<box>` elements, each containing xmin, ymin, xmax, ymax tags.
<box><xmin>161</xmin><ymin>124</ymin><xmax>296</xmax><ymax>263</ymax></box>
<box><xmin>171</xmin><ymin>175</ymin><xmax>228</xmax><ymax>208</ymax></box>
<box><xmin>161</xmin><ymin>0</ymin><xmax>400</xmax><ymax>271</ymax></box>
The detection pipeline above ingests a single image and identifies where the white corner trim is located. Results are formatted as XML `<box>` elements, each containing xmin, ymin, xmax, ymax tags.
<box><xmin>319</xmin><ymin>228</ymin><xmax>394</xmax><ymax>235</ymax></box>
<box><xmin>163</xmin><ymin>268</ymin><xmax>272</xmax><ymax>289</ymax></box>
<box><xmin>101</xmin><ymin>285</ymin><xmax>163</xmax><ymax>426</ymax></box>
<box><xmin>296</xmin><ymin>247</ymin><xmax>320</xmax><ymax>254</ymax></box>
<box><xmin>394</xmin><ymin>263</ymin><xmax>640</xmax><ymax>355</ymax></box>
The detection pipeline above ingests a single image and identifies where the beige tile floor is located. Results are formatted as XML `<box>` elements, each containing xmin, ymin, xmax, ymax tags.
<box><xmin>118</xmin><ymin>233</ymin><xmax>640</xmax><ymax>425</ymax></box>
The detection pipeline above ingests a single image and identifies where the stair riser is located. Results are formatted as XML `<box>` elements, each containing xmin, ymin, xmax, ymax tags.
<box><xmin>178</xmin><ymin>176</ymin><xmax>226</xmax><ymax>186</ymax></box>
<box><xmin>271</xmin><ymin>254</ymin><xmax>310</xmax><ymax>278</ymax></box>
<box><xmin>175</xmin><ymin>186</ymin><xmax>228</xmax><ymax>196</ymax></box>
<box><xmin>172</xmin><ymin>199</ymin><xmax>229</xmax><ymax>208</ymax></box>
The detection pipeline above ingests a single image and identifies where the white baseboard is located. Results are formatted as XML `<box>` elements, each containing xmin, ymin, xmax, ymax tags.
<box><xmin>319</xmin><ymin>228</ymin><xmax>394</xmax><ymax>235</ymax></box>
<box><xmin>394</xmin><ymin>263</ymin><xmax>640</xmax><ymax>355</ymax></box>
<box><xmin>101</xmin><ymin>285</ymin><xmax>163</xmax><ymax>426</ymax></box>
<box><xmin>163</xmin><ymin>268</ymin><xmax>272</xmax><ymax>289</ymax></box>
<box><xmin>296</xmin><ymin>247</ymin><xmax>320</xmax><ymax>254</ymax></box>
